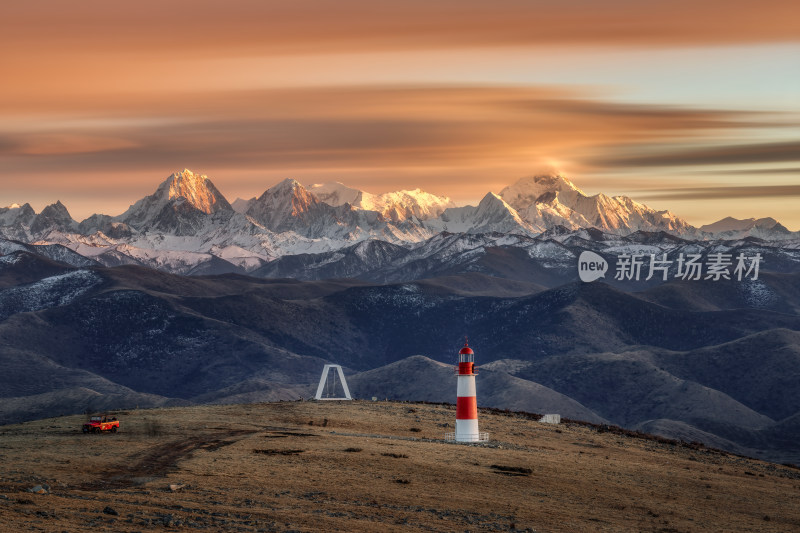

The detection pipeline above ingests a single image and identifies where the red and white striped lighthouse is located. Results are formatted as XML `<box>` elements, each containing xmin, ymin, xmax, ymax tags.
<box><xmin>455</xmin><ymin>339</ymin><xmax>481</xmax><ymax>442</ymax></box>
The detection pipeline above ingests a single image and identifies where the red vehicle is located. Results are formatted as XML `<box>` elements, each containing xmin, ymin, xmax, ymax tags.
<box><xmin>82</xmin><ymin>415</ymin><xmax>119</xmax><ymax>434</ymax></box>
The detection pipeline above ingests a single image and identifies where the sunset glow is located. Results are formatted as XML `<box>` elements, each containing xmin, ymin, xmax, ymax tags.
<box><xmin>1</xmin><ymin>1</ymin><xmax>798</xmax><ymax>227</ymax></box>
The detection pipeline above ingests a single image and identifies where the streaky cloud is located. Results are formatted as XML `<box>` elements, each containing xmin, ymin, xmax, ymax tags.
<box><xmin>595</xmin><ymin>141</ymin><xmax>800</xmax><ymax>168</ymax></box>
<box><xmin>638</xmin><ymin>184</ymin><xmax>800</xmax><ymax>201</ymax></box>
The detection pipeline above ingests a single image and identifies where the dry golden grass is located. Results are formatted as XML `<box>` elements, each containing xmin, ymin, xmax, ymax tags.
<box><xmin>0</xmin><ymin>401</ymin><xmax>798</xmax><ymax>532</ymax></box>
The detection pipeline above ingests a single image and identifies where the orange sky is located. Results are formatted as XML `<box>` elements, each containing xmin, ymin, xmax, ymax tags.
<box><xmin>1</xmin><ymin>1</ymin><xmax>799</xmax><ymax>228</ymax></box>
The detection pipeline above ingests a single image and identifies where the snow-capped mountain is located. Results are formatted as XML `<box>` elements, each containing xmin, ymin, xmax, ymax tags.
<box><xmin>500</xmin><ymin>175</ymin><xmax>692</xmax><ymax>235</ymax></box>
<box><xmin>245</xmin><ymin>178</ymin><xmax>435</xmax><ymax>243</ymax></box>
<box><xmin>219</xmin><ymin>226</ymin><xmax>800</xmax><ymax>285</ymax></box>
<box><xmin>0</xmin><ymin>203</ymin><xmax>36</xmax><ymax>241</ymax></box>
<box><xmin>230</xmin><ymin>197</ymin><xmax>254</xmax><ymax>214</ymax></box>
<box><xmin>246</xmin><ymin>179</ymin><xmax>336</xmax><ymax>234</ymax></box>
<box><xmin>30</xmin><ymin>201</ymin><xmax>77</xmax><ymax>236</ymax></box>
<box><xmin>77</xmin><ymin>214</ymin><xmax>134</xmax><ymax>239</ymax></box>
<box><xmin>117</xmin><ymin>169</ymin><xmax>234</xmax><ymax>235</ymax></box>
<box><xmin>425</xmin><ymin>192</ymin><xmax>536</xmax><ymax>236</ymax></box>
<box><xmin>1</xmin><ymin>168</ymin><xmax>798</xmax><ymax>276</ymax></box>
<box><xmin>30</xmin><ymin>170</ymin><xmax>276</xmax><ymax>273</ymax></box>
<box><xmin>0</xmin><ymin>203</ymin><xmax>35</xmax><ymax>227</ymax></box>
<box><xmin>306</xmin><ymin>182</ymin><xmax>364</xmax><ymax>209</ymax></box>
<box><xmin>0</xmin><ymin>237</ymin><xmax>98</xmax><ymax>269</ymax></box>
<box><xmin>309</xmin><ymin>182</ymin><xmax>454</xmax><ymax>222</ymax></box>
<box><xmin>699</xmin><ymin>217</ymin><xmax>793</xmax><ymax>241</ymax></box>
<box><xmin>34</xmin><ymin>173</ymin><xmax>440</xmax><ymax>274</ymax></box>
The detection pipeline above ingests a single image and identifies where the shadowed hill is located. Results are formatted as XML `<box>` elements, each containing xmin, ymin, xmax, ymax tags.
<box><xmin>0</xmin><ymin>253</ymin><xmax>798</xmax><ymax>462</ymax></box>
<box><xmin>346</xmin><ymin>355</ymin><xmax>607</xmax><ymax>423</ymax></box>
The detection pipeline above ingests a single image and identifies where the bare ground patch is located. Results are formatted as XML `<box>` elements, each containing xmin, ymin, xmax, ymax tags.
<box><xmin>78</xmin><ymin>429</ymin><xmax>256</xmax><ymax>490</ymax></box>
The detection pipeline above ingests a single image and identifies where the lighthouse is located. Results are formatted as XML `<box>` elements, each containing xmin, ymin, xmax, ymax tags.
<box><xmin>455</xmin><ymin>339</ymin><xmax>485</xmax><ymax>442</ymax></box>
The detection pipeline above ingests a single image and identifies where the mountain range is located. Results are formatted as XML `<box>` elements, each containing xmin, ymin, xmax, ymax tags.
<box><xmin>0</xmin><ymin>248</ymin><xmax>798</xmax><ymax>463</ymax></box>
<box><xmin>1</xmin><ymin>169</ymin><xmax>799</xmax><ymax>464</ymax></box>
<box><xmin>1</xmin><ymin>169</ymin><xmax>797</xmax><ymax>276</ymax></box>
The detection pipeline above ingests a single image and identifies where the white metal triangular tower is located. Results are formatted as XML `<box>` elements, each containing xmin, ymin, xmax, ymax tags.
<box><xmin>314</xmin><ymin>364</ymin><xmax>352</xmax><ymax>400</ymax></box>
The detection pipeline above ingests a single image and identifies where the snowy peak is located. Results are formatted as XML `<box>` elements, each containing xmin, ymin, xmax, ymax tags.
<box><xmin>309</xmin><ymin>182</ymin><xmax>365</xmax><ymax>208</ymax></box>
<box><xmin>477</xmin><ymin>192</ymin><xmax>516</xmax><ymax>215</ymax></box>
<box><xmin>499</xmin><ymin>174</ymin><xmax>691</xmax><ymax>236</ymax></box>
<box><xmin>244</xmin><ymin>179</ymin><xmax>442</xmax><ymax>242</ymax></box>
<box><xmin>500</xmin><ymin>175</ymin><xmax>585</xmax><ymax>211</ymax></box>
<box><xmin>498</xmin><ymin>175</ymin><xmax>589</xmax><ymax>232</ymax></box>
<box><xmin>474</xmin><ymin>193</ymin><xmax>535</xmax><ymax>233</ymax></box>
<box><xmin>41</xmin><ymin>200</ymin><xmax>70</xmax><ymax>217</ymax></box>
<box><xmin>309</xmin><ymin>182</ymin><xmax>454</xmax><ymax>222</ymax></box>
<box><xmin>269</xmin><ymin>178</ymin><xmax>305</xmax><ymax>194</ymax></box>
<box><xmin>230</xmin><ymin>197</ymin><xmax>254</xmax><ymax>214</ymax></box>
<box><xmin>258</xmin><ymin>179</ymin><xmax>318</xmax><ymax>214</ymax></box>
<box><xmin>120</xmin><ymin>169</ymin><xmax>232</xmax><ymax>223</ymax></box>
<box><xmin>426</xmin><ymin>192</ymin><xmax>535</xmax><ymax>236</ymax></box>
<box><xmin>0</xmin><ymin>203</ymin><xmax>36</xmax><ymax>241</ymax></box>
<box><xmin>77</xmin><ymin>214</ymin><xmax>134</xmax><ymax>239</ymax></box>
<box><xmin>373</xmin><ymin>188</ymin><xmax>455</xmax><ymax>222</ymax></box>
<box><xmin>700</xmin><ymin>216</ymin><xmax>781</xmax><ymax>233</ymax></box>
<box><xmin>699</xmin><ymin>216</ymin><xmax>793</xmax><ymax>240</ymax></box>
<box><xmin>0</xmin><ymin>202</ymin><xmax>35</xmax><ymax>225</ymax></box>
<box><xmin>158</xmin><ymin>169</ymin><xmax>232</xmax><ymax>214</ymax></box>
<box><xmin>117</xmin><ymin>169</ymin><xmax>234</xmax><ymax>235</ymax></box>
<box><xmin>245</xmin><ymin>179</ymin><xmax>323</xmax><ymax>232</ymax></box>
<box><xmin>30</xmin><ymin>200</ymin><xmax>77</xmax><ymax>235</ymax></box>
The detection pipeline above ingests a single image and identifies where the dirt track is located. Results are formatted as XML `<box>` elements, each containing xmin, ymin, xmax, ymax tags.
<box><xmin>78</xmin><ymin>429</ymin><xmax>258</xmax><ymax>491</ymax></box>
<box><xmin>0</xmin><ymin>401</ymin><xmax>799</xmax><ymax>532</ymax></box>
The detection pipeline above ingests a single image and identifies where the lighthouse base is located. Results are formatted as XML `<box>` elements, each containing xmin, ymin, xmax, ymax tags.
<box><xmin>456</xmin><ymin>419</ymin><xmax>479</xmax><ymax>441</ymax></box>
<box><xmin>445</xmin><ymin>430</ymin><xmax>489</xmax><ymax>443</ymax></box>
<box><xmin>445</xmin><ymin>419</ymin><xmax>489</xmax><ymax>443</ymax></box>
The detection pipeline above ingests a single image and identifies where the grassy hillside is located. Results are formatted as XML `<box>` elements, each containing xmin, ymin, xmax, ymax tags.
<box><xmin>0</xmin><ymin>401</ymin><xmax>798</xmax><ymax>532</ymax></box>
